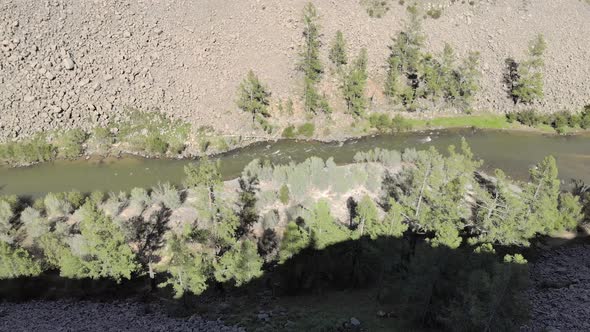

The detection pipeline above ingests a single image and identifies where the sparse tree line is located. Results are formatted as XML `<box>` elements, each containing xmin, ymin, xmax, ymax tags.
<box><xmin>236</xmin><ymin>3</ymin><xmax>563</xmax><ymax>137</ymax></box>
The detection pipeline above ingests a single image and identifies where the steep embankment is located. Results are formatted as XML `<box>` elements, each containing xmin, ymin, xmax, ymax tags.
<box><xmin>0</xmin><ymin>300</ymin><xmax>244</xmax><ymax>332</ymax></box>
<box><xmin>523</xmin><ymin>244</ymin><xmax>590</xmax><ymax>331</ymax></box>
<box><xmin>1</xmin><ymin>0</ymin><xmax>589</xmax><ymax>140</ymax></box>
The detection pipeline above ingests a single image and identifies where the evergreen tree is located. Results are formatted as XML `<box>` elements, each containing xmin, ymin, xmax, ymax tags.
<box><xmin>557</xmin><ymin>192</ymin><xmax>584</xmax><ymax>230</ymax></box>
<box><xmin>62</xmin><ymin>202</ymin><xmax>138</xmax><ymax>282</ymax></box>
<box><xmin>0</xmin><ymin>242</ymin><xmax>42</xmax><ymax>279</ymax></box>
<box><xmin>237</xmin><ymin>70</ymin><xmax>271</xmax><ymax>124</ymax></box>
<box><xmin>300</xmin><ymin>2</ymin><xmax>323</xmax><ymax>82</ymax></box>
<box><xmin>184</xmin><ymin>156</ymin><xmax>222</xmax><ymax>209</ymax></box>
<box><xmin>512</xmin><ymin>34</ymin><xmax>546</xmax><ymax>104</ymax></box>
<box><xmin>214</xmin><ymin>239</ymin><xmax>263</xmax><ymax>286</ymax></box>
<box><xmin>279</xmin><ymin>221</ymin><xmax>310</xmax><ymax>263</ymax></box>
<box><xmin>524</xmin><ymin>155</ymin><xmax>560</xmax><ymax>233</ymax></box>
<box><xmin>384</xmin><ymin>9</ymin><xmax>424</xmax><ymax>105</ymax></box>
<box><xmin>473</xmin><ymin>169</ymin><xmax>530</xmax><ymax>246</ymax></box>
<box><xmin>353</xmin><ymin>195</ymin><xmax>379</xmax><ymax>238</ymax></box>
<box><xmin>307</xmin><ymin>200</ymin><xmax>351</xmax><ymax>250</ymax></box>
<box><xmin>299</xmin><ymin>2</ymin><xmax>330</xmax><ymax>114</ymax></box>
<box><xmin>329</xmin><ymin>30</ymin><xmax>347</xmax><ymax>67</ymax></box>
<box><xmin>0</xmin><ymin>200</ymin><xmax>15</xmax><ymax>244</ymax></box>
<box><xmin>159</xmin><ymin>233</ymin><xmax>210</xmax><ymax>298</ymax></box>
<box><xmin>456</xmin><ymin>51</ymin><xmax>481</xmax><ymax>109</ymax></box>
<box><xmin>371</xmin><ymin>198</ymin><xmax>408</xmax><ymax>239</ymax></box>
<box><xmin>342</xmin><ymin>48</ymin><xmax>369</xmax><ymax>117</ymax></box>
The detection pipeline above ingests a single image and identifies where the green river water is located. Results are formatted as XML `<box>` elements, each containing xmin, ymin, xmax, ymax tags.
<box><xmin>1</xmin><ymin>129</ymin><xmax>588</xmax><ymax>197</ymax></box>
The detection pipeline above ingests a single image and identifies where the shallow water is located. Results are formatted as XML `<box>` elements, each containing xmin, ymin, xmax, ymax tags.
<box><xmin>1</xmin><ymin>129</ymin><xmax>588</xmax><ymax>197</ymax></box>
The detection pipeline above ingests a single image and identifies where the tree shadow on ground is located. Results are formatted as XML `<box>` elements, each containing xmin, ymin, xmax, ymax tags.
<box><xmin>1</xmin><ymin>235</ymin><xmax>532</xmax><ymax>331</ymax></box>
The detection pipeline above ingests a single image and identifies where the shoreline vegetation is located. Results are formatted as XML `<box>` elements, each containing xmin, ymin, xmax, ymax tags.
<box><xmin>1</xmin><ymin>142</ymin><xmax>589</xmax><ymax>330</ymax></box>
<box><xmin>1</xmin><ymin>109</ymin><xmax>589</xmax><ymax>169</ymax></box>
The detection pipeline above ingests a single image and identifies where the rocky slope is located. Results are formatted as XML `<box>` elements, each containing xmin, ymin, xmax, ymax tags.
<box><xmin>523</xmin><ymin>244</ymin><xmax>590</xmax><ymax>331</ymax></box>
<box><xmin>0</xmin><ymin>300</ymin><xmax>244</xmax><ymax>332</ymax></box>
<box><xmin>1</xmin><ymin>0</ymin><xmax>589</xmax><ymax>141</ymax></box>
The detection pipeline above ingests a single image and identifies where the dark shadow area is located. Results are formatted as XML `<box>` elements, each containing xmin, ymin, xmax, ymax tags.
<box><xmin>0</xmin><ymin>235</ymin><xmax>532</xmax><ymax>331</ymax></box>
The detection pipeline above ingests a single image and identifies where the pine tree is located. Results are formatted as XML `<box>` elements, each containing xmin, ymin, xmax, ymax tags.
<box><xmin>0</xmin><ymin>200</ymin><xmax>15</xmax><ymax>244</ymax></box>
<box><xmin>279</xmin><ymin>221</ymin><xmax>310</xmax><ymax>263</ymax></box>
<box><xmin>159</xmin><ymin>233</ymin><xmax>210</xmax><ymax>298</ymax></box>
<box><xmin>184</xmin><ymin>156</ymin><xmax>222</xmax><ymax>209</ymax></box>
<box><xmin>473</xmin><ymin>169</ymin><xmax>530</xmax><ymax>246</ymax></box>
<box><xmin>524</xmin><ymin>155</ymin><xmax>561</xmax><ymax>233</ymax></box>
<box><xmin>237</xmin><ymin>70</ymin><xmax>271</xmax><ymax>124</ymax></box>
<box><xmin>329</xmin><ymin>30</ymin><xmax>347</xmax><ymax>67</ymax></box>
<box><xmin>353</xmin><ymin>195</ymin><xmax>379</xmax><ymax>238</ymax></box>
<box><xmin>384</xmin><ymin>10</ymin><xmax>424</xmax><ymax>104</ymax></box>
<box><xmin>342</xmin><ymin>48</ymin><xmax>369</xmax><ymax>117</ymax></box>
<box><xmin>373</xmin><ymin>198</ymin><xmax>408</xmax><ymax>239</ymax></box>
<box><xmin>65</xmin><ymin>202</ymin><xmax>138</xmax><ymax>282</ymax></box>
<box><xmin>214</xmin><ymin>239</ymin><xmax>263</xmax><ymax>286</ymax></box>
<box><xmin>299</xmin><ymin>2</ymin><xmax>330</xmax><ymax>114</ymax></box>
<box><xmin>300</xmin><ymin>2</ymin><xmax>323</xmax><ymax>82</ymax></box>
<box><xmin>557</xmin><ymin>192</ymin><xmax>584</xmax><ymax>230</ymax></box>
<box><xmin>512</xmin><ymin>34</ymin><xmax>546</xmax><ymax>104</ymax></box>
<box><xmin>0</xmin><ymin>242</ymin><xmax>42</xmax><ymax>279</ymax></box>
<box><xmin>307</xmin><ymin>200</ymin><xmax>351</xmax><ymax>250</ymax></box>
<box><xmin>456</xmin><ymin>51</ymin><xmax>481</xmax><ymax>109</ymax></box>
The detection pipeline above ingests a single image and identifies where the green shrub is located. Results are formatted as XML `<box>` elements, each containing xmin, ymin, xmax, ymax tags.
<box><xmin>514</xmin><ymin>109</ymin><xmax>542</xmax><ymax>127</ymax></box>
<box><xmin>297</xmin><ymin>123</ymin><xmax>315</xmax><ymax>138</ymax></box>
<box><xmin>550</xmin><ymin>111</ymin><xmax>570</xmax><ymax>131</ymax></box>
<box><xmin>506</xmin><ymin>112</ymin><xmax>518</xmax><ymax>123</ymax></box>
<box><xmin>55</xmin><ymin>129</ymin><xmax>88</xmax><ymax>159</ymax></box>
<box><xmin>426</xmin><ymin>8</ymin><xmax>442</xmax><ymax>19</ymax></box>
<box><xmin>391</xmin><ymin>114</ymin><xmax>413</xmax><ymax>132</ymax></box>
<box><xmin>580</xmin><ymin>105</ymin><xmax>590</xmax><ymax>129</ymax></box>
<box><xmin>362</xmin><ymin>0</ymin><xmax>390</xmax><ymax>18</ymax></box>
<box><xmin>151</xmin><ymin>182</ymin><xmax>181</xmax><ymax>209</ymax></box>
<box><xmin>0</xmin><ymin>137</ymin><xmax>56</xmax><ymax>165</ymax></box>
<box><xmin>368</xmin><ymin>113</ymin><xmax>392</xmax><ymax>132</ymax></box>
<box><xmin>282</xmin><ymin>126</ymin><xmax>296</xmax><ymax>139</ymax></box>
<box><xmin>145</xmin><ymin>134</ymin><xmax>168</xmax><ymax>155</ymax></box>
<box><xmin>279</xmin><ymin>184</ymin><xmax>290</xmax><ymax>205</ymax></box>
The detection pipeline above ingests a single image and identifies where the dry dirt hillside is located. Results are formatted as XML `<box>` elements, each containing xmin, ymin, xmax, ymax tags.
<box><xmin>1</xmin><ymin>0</ymin><xmax>589</xmax><ymax>140</ymax></box>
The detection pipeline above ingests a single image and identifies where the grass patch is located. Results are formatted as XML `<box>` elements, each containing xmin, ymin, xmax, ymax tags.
<box><xmin>407</xmin><ymin>114</ymin><xmax>517</xmax><ymax>130</ymax></box>
<box><xmin>115</xmin><ymin>109</ymin><xmax>190</xmax><ymax>156</ymax></box>
<box><xmin>296</xmin><ymin>123</ymin><xmax>315</xmax><ymax>138</ymax></box>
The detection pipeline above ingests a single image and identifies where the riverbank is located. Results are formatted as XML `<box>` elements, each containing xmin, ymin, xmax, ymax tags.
<box><xmin>2</xmin><ymin>127</ymin><xmax>590</xmax><ymax>198</ymax></box>
<box><xmin>2</xmin><ymin>112</ymin><xmax>589</xmax><ymax>169</ymax></box>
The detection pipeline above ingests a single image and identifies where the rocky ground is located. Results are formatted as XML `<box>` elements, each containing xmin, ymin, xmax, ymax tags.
<box><xmin>1</xmin><ymin>0</ymin><xmax>589</xmax><ymax>141</ymax></box>
<box><xmin>0</xmin><ymin>300</ymin><xmax>244</xmax><ymax>332</ymax></box>
<box><xmin>522</xmin><ymin>243</ymin><xmax>590</xmax><ymax>331</ymax></box>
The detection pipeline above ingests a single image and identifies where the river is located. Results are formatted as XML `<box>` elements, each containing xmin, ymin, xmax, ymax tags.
<box><xmin>1</xmin><ymin>129</ymin><xmax>589</xmax><ymax>197</ymax></box>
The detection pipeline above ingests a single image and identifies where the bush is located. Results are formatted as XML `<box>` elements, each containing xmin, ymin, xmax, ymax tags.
<box><xmin>391</xmin><ymin>114</ymin><xmax>413</xmax><ymax>132</ymax></box>
<box><xmin>55</xmin><ymin>129</ymin><xmax>88</xmax><ymax>159</ymax></box>
<box><xmin>426</xmin><ymin>8</ymin><xmax>442</xmax><ymax>19</ymax></box>
<box><xmin>279</xmin><ymin>184</ymin><xmax>290</xmax><ymax>205</ymax></box>
<box><xmin>361</xmin><ymin>0</ymin><xmax>390</xmax><ymax>18</ymax></box>
<box><xmin>549</xmin><ymin>111</ymin><xmax>570</xmax><ymax>131</ymax></box>
<box><xmin>151</xmin><ymin>183</ymin><xmax>181</xmax><ymax>209</ymax></box>
<box><xmin>145</xmin><ymin>134</ymin><xmax>169</xmax><ymax>155</ymax></box>
<box><xmin>0</xmin><ymin>137</ymin><xmax>56</xmax><ymax>165</ymax></box>
<box><xmin>512</xmin><ymin>109</ymin><xmax>542</xmax><ymax>127</ymax></box>
<box><xmin>282</xmin><ymin>125</ymin><xmax>296</xmax><ymax>139</ymax></box>
<box><xmin>297</xmin><ymin>123</ymin><xmax>315</xmax><ymax>138</ymax></box>
<box><xmin>368</xmin><ymin>113</ymin><xmax>392</xmax><ymax>132</ymax></box>
<box><xmin>581</xmin><ymin>105</ymin><xmax>590</xmax><ymax>129</ymax></box>
<box><xmin>44</xmin><ymin>193</ymin><xmax>73</xmax><ymax>219</ymax></box>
